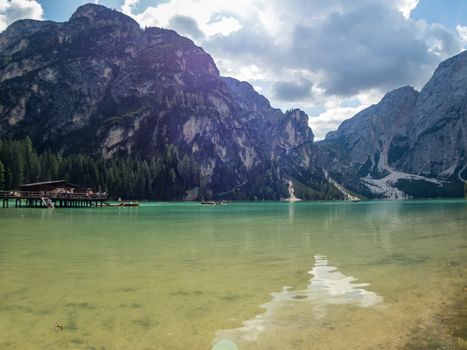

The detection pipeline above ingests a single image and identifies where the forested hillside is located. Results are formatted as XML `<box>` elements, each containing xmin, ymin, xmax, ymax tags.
<box><xmin>0</xmin><ymin>137</ymin><xmax>199</xmax><ymax>199</ymax></box>
<box><xmin>1</xmin><ymin>137</ymin><xmax>324</xmax><ymax>200</ymax></box>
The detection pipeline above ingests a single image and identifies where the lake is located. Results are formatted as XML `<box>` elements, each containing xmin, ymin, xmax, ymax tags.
<box><xmin>0</xmin><ymin>200</ymin><xmax>466</xmax><ymax>349</ymax></box>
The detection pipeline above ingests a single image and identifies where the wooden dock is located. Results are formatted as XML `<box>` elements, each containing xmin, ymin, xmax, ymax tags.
<box><xmin>1</xmin><ymin>191</ymin><xmax>108</xmax><ymax>208</ymax></box>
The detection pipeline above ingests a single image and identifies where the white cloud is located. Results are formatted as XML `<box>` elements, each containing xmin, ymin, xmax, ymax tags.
<box><xmin>121</xmin><ymin>0</ymin><xmax>140</xmax><ymax>16</ymax></box>
<box><xmin>216</xmin><ymin>59</ymin><xmax>268</xmax><ymax>81</ymax></box>
<box><xmin>397</xmin><ymin>0</ymin><xmax>419</xmax><ymax>19</ymax></box>
<box><xmin>309</xmin><ymin>104</ymin><xmax>369</xmax><ymax>141</ymax></box>
<box><xmin>205</xmin><ymin>16</ymin><xmax>241</xmax><ymax>36</ymax></box>
<box><xmin>122</xmin><ymin>0</ymin><xmax>249</xmax><ymax>39</ymax></box>
<box><xmin>457</xmin><ymin>25</ymin><xmax>467</xmax><ymax>46</ymax></box>
<box><xmin>0</xmin><ymin>0</ymin><xmax>43</xmax><ymax>32</ymax></box>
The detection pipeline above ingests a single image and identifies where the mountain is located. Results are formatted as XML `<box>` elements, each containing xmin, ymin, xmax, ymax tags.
<box><xmin>1</xmin><ymin>3</ymin><xmax>465</xmax><ymax>200</ymax></box>
<box><xmin>322</xmin><ymin>50</ymin><xmax>467</xmax><ymax>198</ymax></box>
<box><xmin>395</xmin><ymin>51</ymin><xmax>467</xmax><ymax>178</ymax></box>
<box><xmin>0</xmin><ymin>4</ymin><xmax>341</xmax><ymax>200</ymax></box>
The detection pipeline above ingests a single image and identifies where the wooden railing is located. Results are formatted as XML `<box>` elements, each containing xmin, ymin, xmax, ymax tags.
<box><xmin>0</xmin><ymin>191</ymin><xmax>108</xmax><ymax>200</ymax></box>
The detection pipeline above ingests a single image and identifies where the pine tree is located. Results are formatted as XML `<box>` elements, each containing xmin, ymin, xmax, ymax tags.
<box><xmin>10</xmin><ymin>142</ymin><xmax>25</xmax><ymax>187</ymax></box>
<box><xmin>22</xmin><ymin>137</ymin><xmax>33</xmax><ymax>182</ymax></box>
<box><xmin>0</xmin><ymin>160</ymin><xmax>5</xmax><ymax>190</ymax></box>
<box><xmin>5</xmin><ymin>168</ymin><xmax>12</xmax><ymax>190</ymax></box>
<box><xmin>29</xmin><ymin>152</ymin><xmax>41</xmax><ymax>183</ymax></box>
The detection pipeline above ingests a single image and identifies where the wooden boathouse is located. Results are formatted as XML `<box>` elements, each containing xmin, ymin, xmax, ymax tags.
<box><xmin>0</xmin><ymin>180</ymin><xmax>108</xmax><ymax>208</ymax></box>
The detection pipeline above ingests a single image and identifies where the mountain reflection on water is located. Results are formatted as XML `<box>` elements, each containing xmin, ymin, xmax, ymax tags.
<box><xmin>212</xmin><ymin>254</ymin><xmax>383</xmax><ymax>349</ymax></box>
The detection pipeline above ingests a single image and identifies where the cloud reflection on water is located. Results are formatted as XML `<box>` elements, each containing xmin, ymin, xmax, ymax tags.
<box><xmin>212</xmin><ymin>254</ymin><xmax>383</xmax><ymax>349</ymax></box>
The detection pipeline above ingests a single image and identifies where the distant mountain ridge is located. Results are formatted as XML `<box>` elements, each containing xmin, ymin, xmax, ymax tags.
<box><xmin>0</xmin><ymin>4</ymin><xmax>341</xmax><ymax>200</ymax></box>
<box><xmin>322</xmin><ymin>50</ymin><xmax>467</xmax><ymax>198</ymax></box>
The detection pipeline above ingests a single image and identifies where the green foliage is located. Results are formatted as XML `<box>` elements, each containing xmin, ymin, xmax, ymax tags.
<box><xmin>292</xmin><ymin>177</ymin><xmax>344</xmax><ymax>200</ymax></box>
<box><xmin>0</xmin><ymin>138</ymin><xmax>204</xmax><ymax>200</ymax></box>
<box><xmin>395</xmin><ymin>179</ymin><xmax>464</xmax><ymax>198</ymax></box>
<box><xmin>0</xmin><ymin>138</ymin><xmax>25</xmax><ymax>188</ymax></box>
<box><xmin>0</xmin><ymin>160</ymin><xmax>4</xmax><ymax>190</ymax></box>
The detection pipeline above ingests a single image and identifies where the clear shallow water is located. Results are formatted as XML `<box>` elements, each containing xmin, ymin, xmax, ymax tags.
<box><xmin>0</xmin><ymin>200</ymin><xmax>466</xmax><ymax>350</ymax></box>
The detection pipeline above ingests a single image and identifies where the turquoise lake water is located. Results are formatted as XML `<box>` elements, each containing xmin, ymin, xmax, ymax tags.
<box><xmin>0</xmin><ymin>200</ymin><xmax>466</xmax><ymax>349</ymax></box>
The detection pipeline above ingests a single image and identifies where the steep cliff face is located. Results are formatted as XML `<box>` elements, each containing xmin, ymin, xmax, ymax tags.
<box><xmin>220</xmin><ymin>77</ymin><xmax>336</xmax><ymax>198</ymax></box>
<box><xmin>326</xmin><ymin>86</ymin><xmax>419</xmax><ymax>178</ymax></box>
<box><xmin>0</xmin><ymin>4</ymin><xmax>336</xmax><ymax>200</ymax></box>
<box><xmin>323</xmin><ymin>50</ymin><xmax>467</xmax><ymax>198</ymax></box>
<box><xmin>394</xmin><ymin>51</ymin><xmax>467</xmax><ymax>179</ymax></box>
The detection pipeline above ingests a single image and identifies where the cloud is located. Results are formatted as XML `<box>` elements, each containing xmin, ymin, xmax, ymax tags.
<box><xmin>121</xmin><ymin>0</ymin><xmax>140</xmax><ymax>16</ymax></box>
<box><xmin>287</xmin><ymin>3</ymin><xmax>460</xmax><ymax>96</ymax></box>
<box><xmin>205</xmin><ymin>14</ymin><xmax>241</xmax><ymax>36</ymax></box>
<box><xmin>0</xmin><ymin>0</ymin><xmax>43</xmax><ymax>32</ymax></box>
<box><xmin>397</xmin><ymin>0</ymin><xmax>419</xmax><ymax>18</ymax></box>
<box><xmin>457</xmin><ymin>25</ymin><xmax>467</xmax><ymax>46</ymax></box>
<box><xmin>124</xmin><ymin>0</ymin><xmax>246</xmax><ymax>38</ymax></box>
<box><xmin>310</xmin><ymin>105</ymin><xmax>368</xmax><ymax>140</ymax></box>
<box><xmin>168</xmin><ymin>15</ymin><xmax>204</xmax><ymax>39</ymax></box>
<box><xmin>273</xmin><ymin>79</ymin><xmax>313</xmax><ymax>101</ymax></box>
<box><xmin>205</xmin><ymin>1</ymin><xmax>461</xmax><ymax>98</ymax></box>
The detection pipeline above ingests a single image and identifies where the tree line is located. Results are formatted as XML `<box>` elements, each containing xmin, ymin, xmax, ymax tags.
<box><xmin>0</xmin><ymin>137</ymin><xmax>200</xmax><ymax>200</ymax></box>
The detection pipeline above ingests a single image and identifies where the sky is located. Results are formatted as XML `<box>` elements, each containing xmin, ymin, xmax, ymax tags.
<box><xmin>1</xmin><ymin>0</ymin><xmax>466</xmax><ymax>139</ymax></box>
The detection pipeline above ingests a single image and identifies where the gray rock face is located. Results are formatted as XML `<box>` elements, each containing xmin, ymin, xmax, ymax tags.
<box><xmin>395</xmin><ymin>51</ymin><xmax>467</xmax><ymax>178</ymax></box>
<box><xmin>323</xmin><ymin>50</ymin><xmax>467</xmax><ymax>198</ymax></box>
<box><xmin>326</xmin><ymin>86</ymin><xmax>419</xmax><ymax>178</ymax></box>
<box><xmin>0</xmin><ymin>4</ymin><xmax>335</xmax><ymax>199</ymax></box>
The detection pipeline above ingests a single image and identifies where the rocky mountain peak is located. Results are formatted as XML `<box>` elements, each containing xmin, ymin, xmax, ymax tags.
<box><xmin>1</xmin><ymin>18</ymin><xmax>49</xmax><ymax>36</ymax></box>
<box><xmin>0</xmin><ymin>19</ymin><xmax>57</xmax><ymax>51</ymax></box>
<box><xmin>222</xmin><ymin>77</ymin><xmax>272</xmax><ymax>112</ymax></box>
<box><xmin>434</xmin><ymin>49</ymin><xmax>467</xmax><ymax>77</ymax></box>
<box><xmin>421</xmin><ymin>50</ymin><xmax>466</xmax><ymax>100</ymax></box>
<box><xmin>279</xmin><ymin>109</ymin><xmax>314</xmax><ymax>148</ymax></box>
<box><xmin>71</xmin><ymin>3</ymin><xmax>108</xmax><ymax>18</ymax></box>
<box><xmin>71</xmin><ymin>3</ymin><xmax>137</xmax><ymax>25</ymax></box>
<box><xmin>411</xmin><ymin>50</ymin><xmax>467</xmax><ymax>129</ymax></box>
<box><xmin>69</xmin><ymin>3</ymin><xmax>140</xmax><ymax>41</ymax></box>
<box><xmin>287</xmin><ymin>108</ymin><xmax>309</xmax><ymax>123</ymax></box>
<box><xmin>380</xmin><ymin>85</ymin><xmax>418</xmax><ymax>104</ymax></box>
<box><xmin>326</xmin><ymin>85</ymin><xmax>418</xmax><ymax>143</ymax></box>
